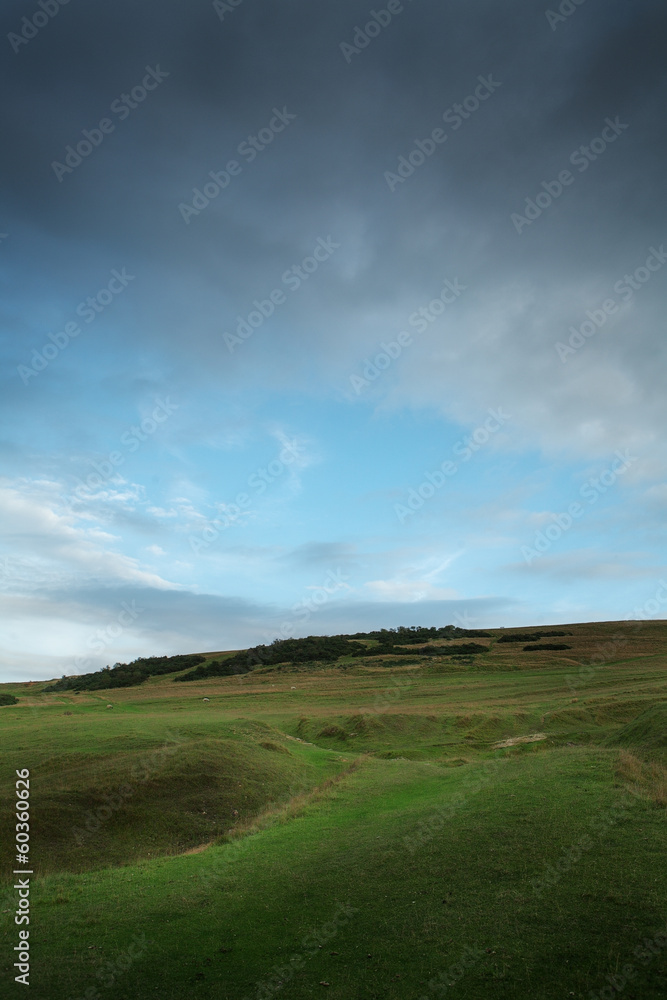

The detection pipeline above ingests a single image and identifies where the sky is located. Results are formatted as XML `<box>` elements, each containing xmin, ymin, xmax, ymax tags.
<box><xmin>1</xmin><ymin>0</ymin><xmax>666</xmax><ymax>683</ymax></box>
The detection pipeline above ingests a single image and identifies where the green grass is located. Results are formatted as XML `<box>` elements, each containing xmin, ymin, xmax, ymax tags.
<box><xmin>1</xmin><ymin>618</ymin><xmax>666</xmax><ymax>999</ymax></box>
<box><xmin>0</xmin><ymin>715</ymin><xmax>347</xmax><ymax>877</ymax></box>
<box><xmin>604</xmin><ymin>703</ymin><xmax>667</xmax><ymax>751</ymax></box>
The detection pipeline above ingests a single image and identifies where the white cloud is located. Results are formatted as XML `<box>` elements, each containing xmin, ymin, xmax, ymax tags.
<box><xmin>362</xmin><ymin>552</ymin><xmax>461</xmax><ymax>602</ymax></box>
<box><xmin>0</xmin><ymin>479</ymin><xmax>182</xmax><ymax>593</ymax></box>
<box><xmin>507</xmin><ymin>548</ymin><xmax>664</xmax><ymax>580</ymax></box>
<box><xmin>364</xmin><ymin>579</ymin><xmax>459</xmax><ymax>602</ymax></box>
<box><xmin>377</xmin><ymin>277</ymin><xmax>667</xmax><ymax>477</ymax></box>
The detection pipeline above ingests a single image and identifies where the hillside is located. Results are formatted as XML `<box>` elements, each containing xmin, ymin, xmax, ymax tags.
<box><xmin>0</xmin><ymin>618</ymin><xmax>665</xmax><ymax>999</ymax></box>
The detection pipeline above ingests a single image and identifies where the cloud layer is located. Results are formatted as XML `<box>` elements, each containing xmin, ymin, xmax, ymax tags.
<box><xmin>1</xmin><ymin>0</ymin><xmax>665</xmax><ymax>679</ymax></box>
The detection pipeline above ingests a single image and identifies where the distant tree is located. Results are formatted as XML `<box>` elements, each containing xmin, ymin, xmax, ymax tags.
<box><xmin>44</xmin><ymin>653</ymin><xmax>206</xmax><ymax>693</ymax></box>
<box><xmin>523</xmin><ymin>643</ymin><xmax>571</xmax><ymax>652</ymax></box>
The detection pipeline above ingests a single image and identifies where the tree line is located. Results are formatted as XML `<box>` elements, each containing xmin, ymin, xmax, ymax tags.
<box><xmin>43</xmin><ymin>625</ymin><xmax>494</xmax><ymax>692</ymax></box>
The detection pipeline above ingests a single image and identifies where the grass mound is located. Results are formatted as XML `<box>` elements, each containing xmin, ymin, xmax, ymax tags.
<box><xmin>258</xmin><ymin>740</ymin><xmax>292</xmax><ymax>754</ymax></box>
<box><xmin>318</xmin><ymin>724</ymin><xmax>349</xmax><ymax>741</ymax></box>
<box><xmin>297</xmin><ymin>713</ymin><xmax>452</xmax><ymax>751</ymax></box>
<box><xmin>616</xmin><ymin>750</ymin><xmax>667</xmax><ymax>806</ymax></box>
<box><xmin>0</xmin><ymin>730</ymin><xmax>343</xmax><ymax>876</ymax></box>
<box><xmin>604</xmin><ymin>703</ymin><xmax>667</xmax><ymax>750</ymax></box>
<box><xmin>25</xmin><ymin>749</ymin><xmax>667</xmax><ymax>1000</ymax></box>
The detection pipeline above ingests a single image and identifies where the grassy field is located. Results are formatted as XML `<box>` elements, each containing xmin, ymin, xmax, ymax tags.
<box><xmin>1</xmin><ymin>619</ymin><xmax>666</xmax><ymax>999</ymax></box>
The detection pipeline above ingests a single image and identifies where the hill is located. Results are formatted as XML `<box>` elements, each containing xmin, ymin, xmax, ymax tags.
<box><xmin>0</xmin><ymin>617</ymin><xmax>665</xmax><ymax>999</ymax></box>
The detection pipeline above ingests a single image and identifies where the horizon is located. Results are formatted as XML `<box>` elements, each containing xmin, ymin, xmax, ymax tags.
<box><xmin>2</xmin><ymin>615</ymin><xmax>658</xmax><ymax>688</ymax></box>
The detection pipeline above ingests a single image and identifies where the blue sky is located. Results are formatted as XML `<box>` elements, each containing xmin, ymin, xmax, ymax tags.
<box><xmin>1</xmin><ymin>0</ymin><xmax>666</xmax><ymax>681</ymax></box>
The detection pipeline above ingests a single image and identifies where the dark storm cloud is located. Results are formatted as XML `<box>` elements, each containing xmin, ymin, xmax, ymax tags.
<box><xmin>2</xmin><ymin>0</ymin><xmax>665</xmax><ymax>447</ymax></box>
<box><xmin>3</xmin><ymin>0</ymin><xmax>665</xmax><ymax>289</ymax></box>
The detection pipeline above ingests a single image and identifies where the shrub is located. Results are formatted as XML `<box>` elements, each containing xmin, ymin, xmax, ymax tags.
<box><xmin>522</xmin><ymin>643</ymin><xmax>572</xmax><ymax>651</ymax></box>
<box><xmin>176</xmin><ymin>636</ymin><xmax>367</xmax><ymax>681</ymax></box>
<box><xmin>174</xmin><ymin>658</ymin><xmax>251</xmax><ymax>682</ymax></box>
<box><xmin>498</xmin><ymin>631</ymin><xmax>571</xmax><ymax>643</ymax></box>
<box><xmin>411</xmin><ymin>643</ymin><xmax>488</xmax><ymax>657</ymax></box>
<box><xmin>44</xmin><ymin>654</ymin><xmax>207</xmax><ymax>693</ymax></box>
